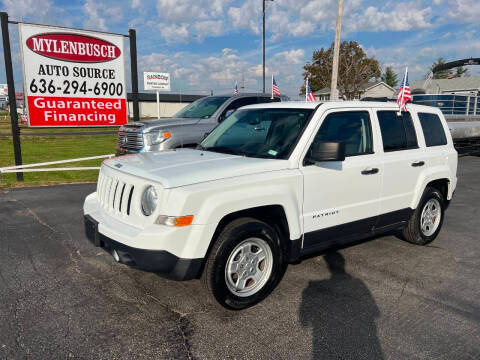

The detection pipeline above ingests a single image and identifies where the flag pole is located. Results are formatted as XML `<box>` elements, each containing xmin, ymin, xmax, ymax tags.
<box><xmin>400</xmin><ymin>67</ymin><xmax>408</xmax><ymax>112</ymax></box>
<box><xmin>306</xmin><ymin>78</ymin><xmax>308</xmax><ymax>102</ymax></box>
<box><xmin>271</xmin><ymin>74</ymin><xmax>274</xmax><ymax>99</ymax></box>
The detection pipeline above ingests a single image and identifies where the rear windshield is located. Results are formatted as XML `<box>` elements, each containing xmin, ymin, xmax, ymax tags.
<box><xmin>174</xmin><ymin>96</ymin><xmax>229</xmax><ymax>119</ymax></box>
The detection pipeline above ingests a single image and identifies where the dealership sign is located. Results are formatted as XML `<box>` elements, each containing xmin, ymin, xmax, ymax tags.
<box><xmin>144</xmin><ymin>72</ymin><xmax>170</xmax><ymax>91</ymax></box>
<box><xmin>19</xmin><ymin>23</ymin><xmax>127</xmax><ymax>127</ymax></box>
<box><xmin>0</xmin><ymin>84</ymin><xmax>7</xmax><ymax>96</ymax></box>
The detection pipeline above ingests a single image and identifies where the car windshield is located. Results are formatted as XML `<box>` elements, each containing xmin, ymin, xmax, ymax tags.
<box><xmin>199</xmin><ymin>108</ymin><xmax>313</xmax><ymax>159</ymax></box>
<box><xmin>174</xmin><ymin>96</ymin><xmax>230</xmax><ymax>119</ymax></box>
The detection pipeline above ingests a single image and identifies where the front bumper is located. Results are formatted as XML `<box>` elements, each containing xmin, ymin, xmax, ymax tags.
<box><xmin>84</xmin><ymin>214</ymin><xmax>203</xmax><ymax>280</ymax></box>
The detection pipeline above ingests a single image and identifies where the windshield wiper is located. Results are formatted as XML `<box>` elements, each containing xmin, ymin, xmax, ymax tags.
<box><xmin>203</xmin><ymin>146</ymin><xmax>246</xmax><ymax>156</ymax></box>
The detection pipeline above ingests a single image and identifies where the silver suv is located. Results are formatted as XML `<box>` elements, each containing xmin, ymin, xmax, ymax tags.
<box><xmin>116</xmin><ymin>93</ymin><xmax>281</xmax><ymax>154</ymax></box>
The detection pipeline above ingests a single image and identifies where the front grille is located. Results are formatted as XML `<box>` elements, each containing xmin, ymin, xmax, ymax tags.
<box><xmin>117</xmin><ymin>127</ymin><xmax>144</xmax><ymax>151</ymax></box>
<box><xmin>97</xmin><ymin>171</ymin><xmax>135</xmax><ymax>216</ymax></box>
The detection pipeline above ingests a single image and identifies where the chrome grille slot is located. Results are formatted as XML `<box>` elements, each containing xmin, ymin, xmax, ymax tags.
<box><xmin>126</xmin><ymin>186</ymin><xmax>134</xmax><ymax>216</ymax></box>
<box><xmin>108</xmin><ymin>179</ymin><xmax>118</xmax><ymax>211</ymax></box>
<box><xmin>97</xmin><ymin>170</ymin><xmax>136</xmax><ymax>216</ymax></box>
<box><xmin>117</xmin><ymin>127</ymin><xmax>144</xmax><ymax>151</ymax></box>
<box><xmin>121</xmin><ymin>184</ymin><xmax>133</xmax><ymax>215</ymax></box>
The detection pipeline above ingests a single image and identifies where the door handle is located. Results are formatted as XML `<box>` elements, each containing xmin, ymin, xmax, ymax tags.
<box><xmin>411</xmin><ymin>161</ymin><xmax>425</xmax><ymax>167</ymax></box>
<box><xmin>361</xmin><ymin>168</ymin><xmax>379</xmax><ymax>175</ymax></box>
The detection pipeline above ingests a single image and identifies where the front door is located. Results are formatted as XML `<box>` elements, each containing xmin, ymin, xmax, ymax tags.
<box><xmin>300</xmin><ymin>109</ymin><xmax>383</xmax><ymax>251</ymax></box>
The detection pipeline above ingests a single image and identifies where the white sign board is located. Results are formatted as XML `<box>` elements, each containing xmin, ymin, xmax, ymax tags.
<box><xmin>19</xmin><ymin>23</ymin><xmax>127</xmax><ymax>127</ymax></box>
<box><xmin>0</xmin><ymin>84</ymin><xmax>8</xmax><ymax>96</ymax></box>
<box><xmin>144</xmin><ymin>72</ymin><xmax>171</xmax><ymax>91</ymax></box>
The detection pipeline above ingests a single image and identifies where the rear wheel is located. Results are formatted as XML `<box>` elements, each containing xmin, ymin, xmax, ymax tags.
<box><xmin>202</xmin><ymin>217</ymin><xmax>285</xmax><ymax>310</ymax></box>
<box><xmin>402</xmin><ymin>187</ymin><xmax>445</xmax><ymax>245</ymax></box>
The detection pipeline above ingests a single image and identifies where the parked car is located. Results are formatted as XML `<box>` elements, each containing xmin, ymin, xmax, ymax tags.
<box><xmin>84</xmin><ymin>101</ymin><xmax>457</xmax><ymax>309</ymax></box>
<box><xmin>116</xmin><ymin>93</ymin><xmax>281</xmax><ymax>154</ymax></box>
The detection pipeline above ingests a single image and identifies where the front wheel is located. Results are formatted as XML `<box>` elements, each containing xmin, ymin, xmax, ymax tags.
<box><xmin>402</xmin><ymin>187</ymin><xmax>445</xmax><ymax>245</ymax></box>
<box><xmin>202</xmin><ymin>217</ymin><xmax>285</xmax><ymax>310</ymax></box>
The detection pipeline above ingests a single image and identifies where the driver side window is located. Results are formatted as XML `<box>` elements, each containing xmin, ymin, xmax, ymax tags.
<box><xmin>311</xmin><ymin>111</ymin><xmax>373</xmax><ymax>157</ymax></box>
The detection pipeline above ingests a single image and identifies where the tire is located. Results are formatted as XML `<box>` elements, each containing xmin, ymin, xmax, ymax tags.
<box><xmin>202</xmin><ymin>217</ymin><xmax>285</xmax><ymax>310</ymax></box>
<box><xmin>402</xmin><ymin>187</ymin><xmax>445</xmax><ymax>245</ymax></box>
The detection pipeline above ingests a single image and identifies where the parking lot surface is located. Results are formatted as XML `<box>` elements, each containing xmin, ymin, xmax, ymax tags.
<box><xmin>1</xmin><ymin>157</ymin><xmax>479</xmax><ymax>359</ymax></box>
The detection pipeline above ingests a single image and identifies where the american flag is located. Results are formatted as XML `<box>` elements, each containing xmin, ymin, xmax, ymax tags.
<box><xmin>234</xmin><ymin>82</ymin><xmax>238</xmax><ymax>94</ymax></box>
<box><xmin>397</xmin><ymin>68</ymin><xmax>412</xmax><ymax>112</ymax></box>
<box><xmin>306</xmin><ymin>83</ymin><xmax>316</xmax><ymax>102</ymax></box>
<box><xmin>272</xmin><ymin>77</ymin><xmax>280</xmax><ymax>97</ymax></box>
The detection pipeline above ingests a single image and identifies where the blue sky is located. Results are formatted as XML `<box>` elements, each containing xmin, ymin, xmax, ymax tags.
<box><xmin>1</xmin><ymin>0</ymin><xmax>479</xmax><ymax>99</ymax></box>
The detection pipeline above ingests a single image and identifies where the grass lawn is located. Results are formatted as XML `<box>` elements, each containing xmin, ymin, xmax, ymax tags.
<box><xmin>0</xmin><ymin>112</ymin><xmax>120</xmax><ymax>134</ymax></box>
<box><xmin>0</xmin><ymin>134</ymin><xmax>117</xmax><ymax>187</ymax></box>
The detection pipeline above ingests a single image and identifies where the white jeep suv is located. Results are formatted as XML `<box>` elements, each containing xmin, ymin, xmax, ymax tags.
<box><xmin>84</xmin><ymin>101</ymin><xmax>457</xmax><ymax>309</ymax></box>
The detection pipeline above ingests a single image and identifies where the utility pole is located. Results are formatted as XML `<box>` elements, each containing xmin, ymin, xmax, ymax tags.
<box><xmin>262</xmin><ymin>0</ymin><xmax>273</xmax><ymax>94</ymax></box>
<box><xmin>241</xmin><ymin>71</ymin><xmax>245</xmax><ymax>93</ymax></box>
<box><xmin>262</xmin><ymin>0</ymin><xmax>266</xmax><ymax>93</ymax></box>
<box><xmin>330</xmin><ymin>0</ymin><xmax>344</xmax><ymax>101</ymax></box>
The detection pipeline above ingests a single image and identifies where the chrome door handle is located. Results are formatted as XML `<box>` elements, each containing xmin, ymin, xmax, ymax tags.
<box><xmin>361</xmin><ymin>168</ymin><xmax>379</xmax><ymax>175</ymax></box>
<box><xmin>411</xmin><ymin>161</ymin><xmax>425</xmax><ymax>167</ymax></box>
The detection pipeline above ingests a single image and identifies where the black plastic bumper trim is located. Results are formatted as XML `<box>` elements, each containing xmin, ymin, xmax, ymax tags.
<box><xmin>84</xmin><ymin>215</ymin><xmax>203</xmax><ymax>280</ymax></box>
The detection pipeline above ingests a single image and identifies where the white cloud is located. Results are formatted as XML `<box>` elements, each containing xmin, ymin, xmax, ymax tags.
<box><xmin>227</xmin><ymin>0</ymin><xmax>261</xmax><ymax>35</ymax></box>
<box><xmin>194</xmin><ymin>20</ymin><xmax>224</xmax><ymax>40</ymax></box>
<box><xmin>446</xmin><ymin>0</ymin><xmax>480</xmax><ymax>23</ymax></box>
<box><xmin>347</xmin><ymin>3</ymin><xmax>433</xmax><ymax>32</ymax></box>
<box><xmin>1</xmin><ymin>0</ymin><xmax>68</xmax><ymax>25</ymax></box>
<box><xmin>155</xmin><ymin>0</ymin><xmax>232</xmax><ymax>41</ymax></box>
<box><xmin>83</xmin><ymin>0</ymin><xmax>123</xmax><ymax>31</ymax></box>
<box><xmin>138</xmin><ymin>47</ymin><xmax>309</xmax><ymax>96</ymax></box>
<box><xmin>274</xmin><ymin>49</ymin><xmax>306</xmax><ymax>64</ymax></box>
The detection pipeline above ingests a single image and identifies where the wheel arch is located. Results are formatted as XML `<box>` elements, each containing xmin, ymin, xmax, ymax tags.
<box><xmin>195</xmin><ymin>205</ymin><xmax>297</xmax><ymax>278</ymax></box>
<box><xmin>412</xmin><ymin>176</ymin><xmax>451</xmax><ymax>209</ymax></box>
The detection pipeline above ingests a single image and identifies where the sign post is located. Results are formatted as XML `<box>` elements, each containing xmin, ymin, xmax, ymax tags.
<box><xmin>19</xmin><ymin>23</ymin><xmax>128</xmax><ymax>127</ymax></box>
<box><xmin>0</xmin><ymin>12</ymin><xmax>23</xmax><ymax>181</ymax></box>
<box><xmin>143</xmin><ymin>72</ymin><xmax>170</xmax><ymax>120</ymax></box>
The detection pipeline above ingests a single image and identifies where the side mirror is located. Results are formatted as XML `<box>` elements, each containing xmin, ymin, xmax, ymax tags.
<box><xmin>308</xmin><ymin>141</ymin><xmax>345</xmax><ymax>163</ymax></box>
<box><xmin>225</xmin><ymin>109</ymin><xmax>235</xmax><ymax>118</ymax></box>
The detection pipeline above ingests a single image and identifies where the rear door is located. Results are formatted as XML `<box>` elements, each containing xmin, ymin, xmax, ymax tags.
<box><xmin>375</xmin><ymin>110</ymin><xmax>425</xmax><ymax>228</ymax></box>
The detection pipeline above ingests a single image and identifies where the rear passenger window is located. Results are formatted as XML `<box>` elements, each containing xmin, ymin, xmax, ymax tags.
<box><xmin>418</xmin><ymin>113</ymin><xmax>447</xmax><ymax>147</ymax></box>
<box><xmin>312</xmin><ymin>111</ymin><xmax>372</xmax><ymax>157</ymax></box>
<box><xmin>377</xmin><ymin>111</ymin><xmax>418</xmax><ymax>152</ymax></box>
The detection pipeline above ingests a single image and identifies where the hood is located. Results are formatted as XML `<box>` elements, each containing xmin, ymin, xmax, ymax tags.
<box><xmin>136</xmin><ymin>117</ymin><xmax>203</xmax><ymax>132</ymax></box>
<box><xmin>104</xmin><ymin>148</ymin><xmax>289</xmax><ymax>188</ymax></box>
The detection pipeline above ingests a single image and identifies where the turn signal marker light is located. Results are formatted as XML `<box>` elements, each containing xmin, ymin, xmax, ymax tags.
<box><xmin>156</xmin><ymin>215</ymin><xmax>194</xmax><ymax>227</ymax></box>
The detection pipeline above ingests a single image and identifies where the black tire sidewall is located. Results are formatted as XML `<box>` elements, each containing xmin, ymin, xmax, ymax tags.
<box><xmin>210</xmin><ymin>220</ymin><xmax>284</xmax><ymax>310</ymax></box>
<box><xmin>415</xmin><ymin>188</ymin><xmax>445</xmax><ymax>244</ymax></box>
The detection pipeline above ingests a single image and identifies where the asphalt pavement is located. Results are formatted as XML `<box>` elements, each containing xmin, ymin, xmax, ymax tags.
<box><xmin>1</xmin><ymin>157</ymin><xmax>479</xmax><ymax>359</ymax></box>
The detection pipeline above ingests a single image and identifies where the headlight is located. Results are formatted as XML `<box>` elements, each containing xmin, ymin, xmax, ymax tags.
<box><xmin>141</xmin><ymin>186</ymin><xmax>158</xmax><ymax>216</ymax></box>
<box><xmin>145</xmin><ymin>130</ymin><xmax>172</xmax><ymax>146</ymax></box>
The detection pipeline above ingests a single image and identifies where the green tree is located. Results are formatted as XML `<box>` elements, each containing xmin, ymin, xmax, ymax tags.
<box><xmin>381</xmin><ymin>66</ymin><xmax>398</xmax><ymax>88</ymax></box>
<box><xmin>455</xmin><ymin>66</ymin><xmax>469</xmax><ymax>77</ymax></box>
<box><xmin>300</xmin><ymin>41</ymin><xmax>381</xmax><ymax>99</ymax></box>
<box><xmin>426</xmin><ymin>58</ymin><xmax>470</xmax><ymax>79</ymax></box>
<box><xmin>427</xmin><ymin>57</ymin><xmax>450</xmax><ymax>79</ymax></box>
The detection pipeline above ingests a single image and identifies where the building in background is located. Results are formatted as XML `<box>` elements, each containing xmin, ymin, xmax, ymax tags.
<box><xmin>411</xmin><ymin>76</ymin><xmax>480</xmax><ymax>96</ymax></box>
<box><xmin>314</xmin><ymin>81</ymin><xmax>395</xmax><ymax>101</ymax></box>
<box><xmin>126</xmin><ymin>93</ymin><xmax>205</xmax><ymax>119</ymax></box>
